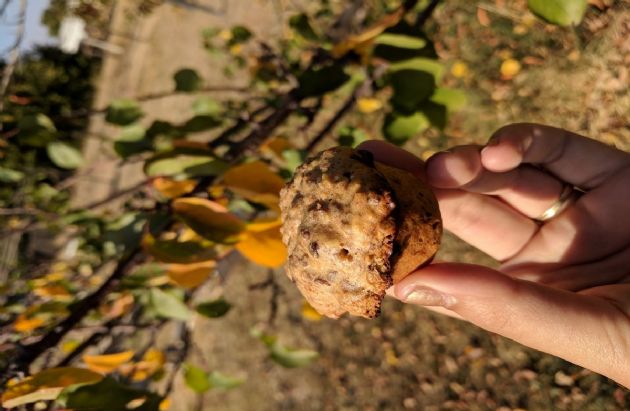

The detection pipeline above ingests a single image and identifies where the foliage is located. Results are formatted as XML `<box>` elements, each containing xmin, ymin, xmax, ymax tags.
<box><xmin>0</xmin><ymin>0</ymin><xmax>599</xmax><ymax>409</ymax></box>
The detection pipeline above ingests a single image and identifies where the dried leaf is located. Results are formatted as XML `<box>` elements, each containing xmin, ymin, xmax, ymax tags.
<box><xmin>235</xmin><ymin>219</ymin><xmax>287</xmax><ymax>268</ymax></box>
<box><xmin>83</xmin><ymin>351</ymin><xmax>135</xmax><ymax>374</ymax></box>
<box><xmin>301</xmin><ymin>301</ymin><xmax>322</xmax><ymax>322</ymax></box>
<box><xmin>13</xmin><ymin>315</ymin><xmax>45</xmax><ymax>333</ymax></box>
<box><xmin>1</xmin><ymin>367</ymin><xmax>103</xmax><ymax>408</ymax></box>
<box><xmin>356</xmin><ymin>97</ymin><xmax>383</xmax><ymax>114</ymax></box>
<box><xmin>152</xmin><ymin>178</ymin><xmax>196</xmax><ymax>199</ymax></box>
<box><xmin>167</xmin><ymin>260</ymin><xmax>216</xmax><ymax>289</ymax></box>
<box><xmin>500</xmin><ymin>59</ymin><xmax>521</xmax><ymax>79</ymax></box>
<box><xmin>172</xmin><ymin>198</ymin><xmax>245</xmax><ymax>243</ymax></box>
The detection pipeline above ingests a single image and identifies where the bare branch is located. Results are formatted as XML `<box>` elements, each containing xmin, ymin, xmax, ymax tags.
<box><xmin>304</xmin><ymin>82</ymin><xmax>363</xmax><ymax>153</ymax></box>
<box><xmin>415</xmin><ymin>0</ymin><xmax>441</xmax><ymax>29</ymax></box>
<box><xmin>0</xmin><ymin>0</ymin><xmax>26</xmax><ymax>115</ymax></box>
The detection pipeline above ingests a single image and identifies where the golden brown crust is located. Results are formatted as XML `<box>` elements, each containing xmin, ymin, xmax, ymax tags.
<box><xmin>375</xmin><ymin>163</ymin><xmax>442</xmax><ymax>284</ymax></box>
<box><xmin>279</xmin><ymin>146</ymin><xmax>441</xmax><ymax>319</ymax></box>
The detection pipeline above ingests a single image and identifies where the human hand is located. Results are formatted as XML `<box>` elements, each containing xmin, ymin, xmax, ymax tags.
<box><xmin>358</xmin><ymin>123</ymin><xmax>630</xmax><ymax>387</ymax></box>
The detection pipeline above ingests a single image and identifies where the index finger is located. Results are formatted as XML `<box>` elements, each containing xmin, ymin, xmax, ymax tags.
<box><xmin>481</xmin><ymin>123</ymin><xmax>630</xmax><ymax>189</ymax></box>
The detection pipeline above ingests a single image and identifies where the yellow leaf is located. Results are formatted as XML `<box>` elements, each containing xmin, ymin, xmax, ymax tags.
<box><xmin>44</xmin><ymin>271</ymin><xmax>66</xmax><ymax>282</ymax></box>
<box><xmin>332</xmin><ymin>8</ymin><xmax>404</xmax><ymax>58</ymax></box>
<box><xmin>82</xmin><ymin>351</ymin><xmax>135</xmax><ymax>374</ymax></box>
<box><xmin>61</xmin><ymin>340</ymin><xmax>80</xmax><ymax>354</ymax></box>
<box><xmin>450</xmin><ymin>61</ymin><xmax>469</xmax><ymax>78</ymax></box>
<box><xmin>172</xmin><ymin>198</ymin><xmax>245</xmax><ymax>243</ymax></box>
<box><xmin>167</xmin><ymin>260</ymin><xmax>216</xmax><ymax>289</ymax></box>
<box><xmin>301</xmin><ymin>301</ymin><xmax>322</xmax><ymax>322</ymax></box>
<box><xmin>130</xmin><ymin>349</ymin><xmax>165</xmax><ymax>382</ymax></box>
<box><xmin>32</xmin><ymin>284</ymin><xmax>71</xmax><ymax>300</ymax></box>
<box><xmin>235</xmin><ymin>218</ymin><xmax>287</xmax><ymax>268</ymax></box>
<box><xmin>100</xmin><ymin>292</ymin><xmax>135</xmax><ymax>319</ymax></box>
<box><xmin>152</xmin><ymin>177</ymin><xmax>196</xmax><ymax>199</ymax></box>
<box><xmin>229</xmin><ymin>44</ymin><xmax>242</xmax><ymax>55</ymax></box>
<box><xmin>356</xmin><ymin>97</ymin><xmax>383</xmax><ymax>114</ymax></box>
<box><xmin>261</xmin><ymin>137</ymin><xmax>293</xmax><ymax>158</ymax></box>
<box><xmin>1</xmin><ymin>367</ymin><xmax>103</xmax><ymax>408</ymax></box>
<box><xmin>160</xmin><ymin>398</ymin><xmax>171</xmax><ymax>411</ymax></box>
<box><xmin>384</xmin><ymin>348</ymin><xmax>399</xmax><ymax>366</ymax></box>
<box><xmin>222</xmin><ymin>161</ymin><xmax>285</xmax><ymax>196</ymax></box>
<box><xmin>500</xmin><ymin>58</ymin><xmax>521</xmax><ymax>79</ymax></box>
<box><xmin>13</xmin><ymin>315</ymin><xmax>45</xmax><ymax>333</ymax></box>
<box><xmin>219</xmin><ymin>29</ymin><xmax>233</xmax><ymax>41</ymax></box>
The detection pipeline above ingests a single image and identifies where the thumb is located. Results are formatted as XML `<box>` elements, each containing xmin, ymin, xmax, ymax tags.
<box><xmin>391</xmin><ymin>263</ymin><xmax>630</xmax><ymax>387</ymax></box>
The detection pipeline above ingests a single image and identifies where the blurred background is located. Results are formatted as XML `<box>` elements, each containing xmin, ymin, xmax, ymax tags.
<box><xmin>0</xmin><ymin>0</ymin><xmax>628</xmax><ymax>410</ymax></box>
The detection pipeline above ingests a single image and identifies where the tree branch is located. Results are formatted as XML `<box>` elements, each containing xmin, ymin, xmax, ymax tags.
<box><xmin>414</xmin><ymin>0</ymin><xmax>441</xmax><ymax>29</ymax></box>
<box><xmin>0</xmin><ymin>0</ymin><xmax>26</xmax><ymax>116</ymax></box>
<box><xmin>1</xmin><ymin>251</ymin><xmax>140</xmax><ymax>382</ymax></box>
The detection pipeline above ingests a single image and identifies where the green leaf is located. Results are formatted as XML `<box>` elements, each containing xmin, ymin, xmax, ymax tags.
<box><xmin>281</xmin><ymin>149</ymin><xmax>306</xmax><ymax>173</ymax></box>
<box><xmin>174</xmin><ymin>68</ymin><xmax>202</xmax><ymax>92</ymax></box>
<box><xmin>146</xmin><ymin>120</ymin><xmax>185</xmax><ymax>140</ymax></box>
<box><xmin>102</xmin><ymin>212</ymin><xmax>146</xmax><ymax>257</ymax></box>
<box><xmin>148</xmin><ymin>287</ymin><xmax>192</xmax><ymax>321</ymax></box>
<box><xmin>229</xmin><ymin>25</ymin><xmax>252</xmax><ymax>45</ymax></box>
<box><xmin>17</xmin><ymin>113</ymin><xmax>57</xmax><ymax>147</ymax></box>
<box><xmin>196</xmin><ymin>299</ymin><xmax>231</xmax><ymax>318</ymax></box>
<box><xmin>389</xmin><ymin>69</ymin><xmax>436</xmax><ymax>112</ymax></box>
<box><xmin>208</xmin><ymin>371</ymin><xmax>244</xmax><ymax>389</ymax></box>
<box><xmin>114</xmin><ymin>124</ymin><xmax>152</xmax><ymax>158</ymax></box>
<box><xmin>105</xmin><ymin>99</ymin><xmax>143</xmax><ymax>125</ymax></box>
<box><xmin>337</xmin><ymin>126</ymin><xmax>368</xmax><ymax>148</ymax></box>
<box><xmin>270</xmin><ymin>343</ymin><xmax>319</xmax><ymax>368</ymax></box>
<box><xmin>183</xmin><ymin>115</ymin><xmax>222</xmax><ymax>132</ymax></box>
<box><xmin>388</xmin><ymin>58</ymin><xmax>444</xmax><ymax>82</ymax></box>
<box><xmin>375</xmin><ymin>33</ymin><xmax>427</xmax><ymax>49</ymax></box>
<box><xmin>528</xmin><ymin>0</ymin><xmax>587</xmax><ymax>26</ymax></box>
<box><xmin>145</xmin><ymin>237</ymin><xmax>217</xmax><ymax>264</ymax></box>
<box><xmin>296</xmin><ymin>64</ymin><xmax>350</xmax><ymax>98</ymax></box>
<box><xmin>192</xmin><ymin>97</ymin><xmax>222</xmax><ymax>117</ymax></box>
<box><xmin>183</xmin><ymin>364</ymin><xmax>211</xmax><ymax>393</ymax></box>
<box><xmin>122</xmin><ymin>263</ymin><xmax>167</xmax><ymax>288</ymax></box>
<box><xmin>289</xmin><ymin>13</ymin><xmax>319</xmax><ymax>41</ymax></box>
<box><xmin>372</xmin><ymin>21</ymin><xmax>436</xmax><ymax>62</ymax></box>
<box><xmin>59</xmin><ymin>377</ymin><xmax>161</xmax><ymax>411</ymax></box>
<box><xmin>382</xmin><ymin>111</ymin><xmax>430</xmax><ymax>145</ymax></box>
<box><xmin>0</xmin><ymin>166</ymin><xmax>24</xmax><ymax>183</ymax></box>
<box><xmin>144</xmin><ymin>153</ymin><xmax>229</xmax><ymax>178</ymax></box>
<box><xmin>429</xmin><ymin>88</ymin><xmax>467</xmax><ymax>112</ymax></box>
<box><xmin>46</xmin><ymin>142</ymin><xmax>84</xmax><ymax>169</ymax></box>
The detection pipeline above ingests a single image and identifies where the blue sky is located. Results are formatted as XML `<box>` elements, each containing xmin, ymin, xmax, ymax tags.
<box><xmin>1</xmin><ymin>0</ymin><xmax>54</xmax><ymax>57</ymax></box>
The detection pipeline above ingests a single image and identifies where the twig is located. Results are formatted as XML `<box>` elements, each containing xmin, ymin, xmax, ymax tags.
<box><xmin>208</xmin><ymin>104</ymin><xmax>270</xmax><ymax>150</ymax></box>
<box><xmin>0</xmin><ymin>0</ymin><xmax>26</xmax><ymax>116</ymax></box>
<box><xmin>0</xmin><ymin>0</ymin><xmax>11</xmax><ymax>18</ymax></box>
<box><xmin>70</xmin><ymin>178</ymin><xmax>150</xmax><ymax>212</ymax></box>
<box><xmin>161</xmin><ymin>323</ymin><xmax>191</xmax><ymax>397</ymax></box>
<box><xmin>249</xmin><ymin>270</ymin><xmax>283</xmax><ymax>325</ymax></box>
<box><xmin>303</xmin><ymin>82</ymin><xmax>364</xmax><ymax>153</ymax></box>
<box><xmin>135</xmin><ymin>85</ymin><xmax>250</xmax><ymax>102</ymax></box>
<box><xmin>55</xmin><ymin>318</ymin><xmax>121</xmax><ymax>367</ymax></box>
<box><xmin>1</xmin><ymin>251</ymin><xmax>140</xmax><ymax>383</ymax></box>
<box><xmin>415</xmin><ymin>0</ymin><xmax>441</xmax><ymax>29</ymax></box>
<box><xmin>223</xmin><ymin>94</ymin><xmax>297</xmax><ymax>161</ymax></box>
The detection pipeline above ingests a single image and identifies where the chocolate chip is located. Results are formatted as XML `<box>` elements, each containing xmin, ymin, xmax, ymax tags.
<box><xmin>351</xmin><ymin>150</ymin><xmax>375</xmax><ymax>167</ymax></box>
<box><xmin>309</xmin><ymin>241</ymin><xmax>319</xmax><ymax>257</ymax></box>
<box><xmin>308</xmin><ymin>200</ymin><xmax>329</xmax><ymax>212</ymax></box>
<box><xmin>314</xmin><ymin>277</ymin><xmax>330</xmax><ymax>286</ymax></box>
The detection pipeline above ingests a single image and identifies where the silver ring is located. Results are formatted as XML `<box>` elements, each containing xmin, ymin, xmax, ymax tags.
<box><xmin>536</xmin><ymin>185</ymin><xmax>583</xmax><ymax>222</ymax></box>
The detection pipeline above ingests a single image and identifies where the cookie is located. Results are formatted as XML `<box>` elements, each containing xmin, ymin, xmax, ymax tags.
<box><xmin>279</xmin><ymin>146</ymin><xmax>441</xmax><ymax>319</ymax></box>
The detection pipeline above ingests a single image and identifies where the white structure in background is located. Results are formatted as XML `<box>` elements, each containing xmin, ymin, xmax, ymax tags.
<box><xmin>58</xmin><ymin>16</ymin><xmax>85</xmax><ymax>54</ymax></box>
<box><xmin>58</xmin><ymin>0</ymin><xmax>122</xmax><ymax>55</ymax></box>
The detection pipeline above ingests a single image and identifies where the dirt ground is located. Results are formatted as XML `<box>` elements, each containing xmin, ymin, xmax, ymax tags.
<box><xmin>81</xmin><ymin>1</ymin><xmax>629</xmax><ymax>410</ymax></box>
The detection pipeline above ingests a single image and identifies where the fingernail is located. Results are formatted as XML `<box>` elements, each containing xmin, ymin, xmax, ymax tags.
<box><xmin>402</xmin><ymin>286</ymin><xmax>457</xmax><ymax>308</ymax></box>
